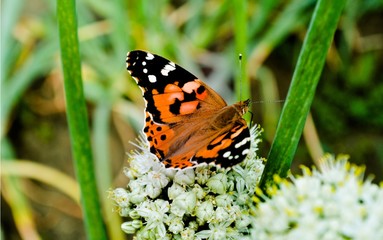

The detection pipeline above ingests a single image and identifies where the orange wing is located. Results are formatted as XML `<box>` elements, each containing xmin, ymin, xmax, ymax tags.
<box><xmin>126</xmin><ymin>50</ymin><xmax>227</xmax><ymax>124</ymax></box>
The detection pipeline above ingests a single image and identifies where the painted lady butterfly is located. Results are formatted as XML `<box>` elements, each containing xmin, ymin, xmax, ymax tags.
<box><xmin>126</xmin><ymin>50</ymin><xmax>251</xmax><ymax>169</ymax></box>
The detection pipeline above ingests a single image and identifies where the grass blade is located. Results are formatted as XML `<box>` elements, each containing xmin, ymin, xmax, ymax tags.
<box><xmin>57</xmin><ymin>0</ymin><xmax>107</xmax><ymax>238</ymax></box>
<box><xmin>259</xmin><ymin>0</ymin><xmax>347</xmax><ymax>190</ymax></box>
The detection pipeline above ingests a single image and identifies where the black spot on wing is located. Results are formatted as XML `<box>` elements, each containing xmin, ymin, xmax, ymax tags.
<box><xmin>169</xmin><ymin>98</ymin><xmax>181</xmax><ymax>115</ymax></box>
<box><xmin>197</xmin><ymin>85</ymin><xmax>205</xmax><ymax>94</ymax></box>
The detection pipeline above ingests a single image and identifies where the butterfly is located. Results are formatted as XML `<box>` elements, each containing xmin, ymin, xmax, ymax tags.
<box><xmin>126</xmin><ymin>50</ymin><xmax>251</xmax><ymax>169</ymax></box>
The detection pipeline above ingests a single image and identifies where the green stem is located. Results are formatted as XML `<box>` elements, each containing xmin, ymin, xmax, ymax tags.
<box><xmin>57</xmin><ymin>0</ymin><xmax>107</xmax><ymax>239</ymax></box>
<box><xmin>233</xmin><ymin>0</ymin><xmax>250</xmax><ymax>102</ymax></box>
<box><xmin>93</xmin><ymin>102</ymin><xmax>125</xmax><ymax>240</ymax></box>
<box><xmin>259</xmin><ymin>0</ymin><xmax>347</xmax><ymax>190</ymax></box>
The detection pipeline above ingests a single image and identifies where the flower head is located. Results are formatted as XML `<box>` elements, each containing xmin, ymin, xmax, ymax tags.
<box><xmin>110</xmin><ymin>125</ymin><xmax>264</xmax><ymax>239</ymax></box>
<box><xmin>249</xmin><ymin>154</ymin><xmax>383</xmax><ymax>240</ymax></box>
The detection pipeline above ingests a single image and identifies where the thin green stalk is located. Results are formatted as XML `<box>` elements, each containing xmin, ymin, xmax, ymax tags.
<box><xmin>259</xmin><ymin>0</ymin><xmax>347</xmax><ymax>190</ymax></box>
<box><xmin>93</xmin><ymin>102</ymin><xmax>125</xmax><ymax>240</ymax></box>
<box><xmin>233</xmin><ymin>0</ymin><xmax>250</xmax><ymax>102</ymax></box>
<box><xmin>57</xmin><ymin>0</ymin><xmax>107</xmax><ymax>239</ymax></box>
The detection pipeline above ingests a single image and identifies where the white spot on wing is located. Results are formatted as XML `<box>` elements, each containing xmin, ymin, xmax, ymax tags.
<box><xmin>146</xmin><ymin>53</ymin><xmax>154</xmax><ymax>60</ymax></box>
<box><xmin>223</xmin><ymin>151</ymin><xmax>231</xmax><ymax>158</ymax></box>
<box><xmin>161</xmin><ymin>62</ymin><xmax>176</xmax><ymax>76</ymax></box>
<box><xmin>148</xmin><ymin>75</ymin><xmax>157</xmax><ymax>83</ymax></box>
<box><xmin>143</xmin><ymin>69</ymin><xmax>148</xmax><ymax>73</ymax></box>
<box><xmin>242</xmin><ymin>149</ymin><xmax>249</xmax><ymax>156</ymax></box>
<box><xmin>235</xmin><ymin>137</ymin><xmax>250</xmax><ymax>149</ymax></box>
<box><xmin>142</xmin><ymin>61</ymin><xmax>146</xmax><ymax>66</ymax></box>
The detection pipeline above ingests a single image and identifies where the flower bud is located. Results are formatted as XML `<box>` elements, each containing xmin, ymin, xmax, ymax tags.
<box><xmin>215</xmin><ymin>194</ymin><xmax>233</xmax><ymax>207</ymax></box>
<box><xmin>207</xmin><ymin>173</ymin><xmax>228</xmax><ymax>194</ymax></box>
<box><xmin>172</xmin><ymin>192</ymin><xmax>196</xmax><ymax>215</ymax></box>
<box><xmin>196</xmin><ymin>200</ymin><xmax>214</xmax><ymax>223</ymax></box>
<box><xmin>174</xmin><ymin>168</ymin><xmax>195</xmax><ymax>186</ymax></box>
<box><xmin>121</xmin><ymin>221</ymin><xmax>141</xmax><ymax>234</ymax></box>
<box><xmin>168</xmin><ymin>183</ymin><xmax>185</xmax><ymax>200</ymax></box>
<box><xmin>167</xmin><ymin>216</ymin><xmax>184</xmax><ymax>234</ymax></box>
<box><xmin>129</xmin><ymin>192</ymin><xmax>146</xmax><ymax>204</ymax></box>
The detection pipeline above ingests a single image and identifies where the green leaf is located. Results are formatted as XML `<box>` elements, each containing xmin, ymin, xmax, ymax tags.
<box><xmin>259</xmin><ymin>0</ymin><xmax>347</xmax><ymax>190</ymax></box>
<box><xmin>57</xmin><ymin>0</ymin><xmax>108</xmax><ymax>239</ymax></box>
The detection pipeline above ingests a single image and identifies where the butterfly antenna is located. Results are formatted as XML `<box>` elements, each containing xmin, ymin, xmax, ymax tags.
<box><xmin>238</xmin><ymin>54</ymin><xmax>243</xmax><ymax>100</ymax></box>
<box><xmin>251</xmin><ymin>100</ymin><xmax>285</xmax><ymax>104</ymax></box>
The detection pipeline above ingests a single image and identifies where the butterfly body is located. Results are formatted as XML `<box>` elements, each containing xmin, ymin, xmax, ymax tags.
<box><xmin>126</xmin><ymin>50</ymin><xmax>251</xmax><ymax>169</ymax></box>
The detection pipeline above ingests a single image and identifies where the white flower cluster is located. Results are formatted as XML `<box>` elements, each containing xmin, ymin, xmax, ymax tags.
<box><xmin>110</xmin><ymin>126</ymin><xmax>264</xmax><ymax>240</ymax></box>
<box><xmin>250</xmin><ymin>154</ymin><xmax>383</xmax><ymax>240</ymax></box>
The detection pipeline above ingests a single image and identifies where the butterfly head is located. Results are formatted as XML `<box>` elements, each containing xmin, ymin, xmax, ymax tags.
<box><xmin>238</xmin><ymin>99</ymin><xmax>251</xmax><ymax>115</ymax></box>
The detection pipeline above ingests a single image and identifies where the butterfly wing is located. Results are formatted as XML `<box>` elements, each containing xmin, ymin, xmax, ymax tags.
<box><xmin>161</xmin><ymin>114</ymin><xmax>251</xmax><ymax>169</ymax></box>
<box><xmin>126</xmin><ymin>50</ymin><xmax>227</xmax><ymax>124</ymax></box>
<box><xmin>193</xmin><ymin>119</ymin><xmax>250</xmax><ymax>168</ymax></box>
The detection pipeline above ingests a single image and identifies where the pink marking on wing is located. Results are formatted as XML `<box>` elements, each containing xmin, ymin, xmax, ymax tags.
<box><xmin>182</xmin><ymin>81</ymin><xmax>201</xmax><ymax>94</ymax></box>
<box><xmin>153</xmin><ymin>92</ymin><xmax>184</xmax><ymax>106</ymax></box>
<box><xmin>179</xmin><ymin>101</ymin><xmax>200</xmax><ymax>115</ymax></box>
<box><xmin>164</xmin><ymin>84</ymin><xmax>182</xmax><ymax>93</ymax></box>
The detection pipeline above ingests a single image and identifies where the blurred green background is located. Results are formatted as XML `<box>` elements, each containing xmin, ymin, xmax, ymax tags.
<box><xmin>2</xmin><ymin>0</ymin><xmax>382</xmax><ymax>239</ymax></box>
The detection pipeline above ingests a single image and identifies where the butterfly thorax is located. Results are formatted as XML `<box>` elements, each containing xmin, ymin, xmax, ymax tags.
<box><xmin>210</xmin><ymin>100</ymin><xmax>250</xmax><ymax>130</ymax></box>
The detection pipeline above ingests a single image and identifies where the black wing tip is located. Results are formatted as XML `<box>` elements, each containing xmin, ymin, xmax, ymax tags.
<box><xmin>127</xmin><ymin>49</ymin><xmax>152</xmax><ymax>58</ymax></box>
